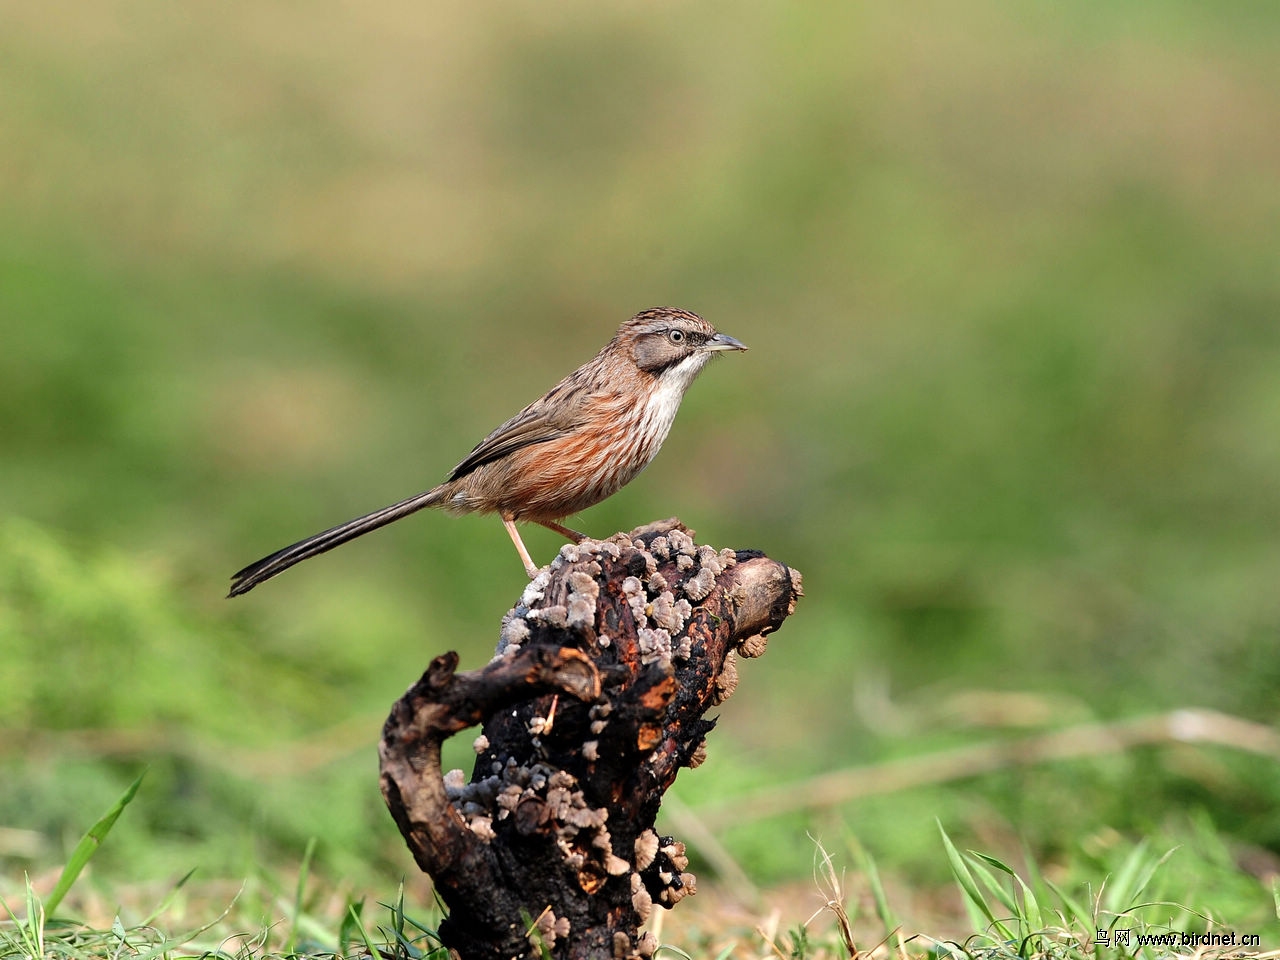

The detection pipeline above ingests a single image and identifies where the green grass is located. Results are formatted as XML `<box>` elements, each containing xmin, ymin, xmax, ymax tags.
<box><xmin>1</xmin><ymin>780</ymin><xmax>450</xmax><ymax>960</ymax></box>
<box><xmin>3</xmin><ymin>783</ymin><xmax>1275</xmax><ymax>959</ymax></box>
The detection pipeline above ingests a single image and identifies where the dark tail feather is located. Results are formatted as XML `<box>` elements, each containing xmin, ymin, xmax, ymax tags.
<box><xmin>228</xmin><ymin>487</ymin><xmax>448</xmax><ymax>597</ymax></box>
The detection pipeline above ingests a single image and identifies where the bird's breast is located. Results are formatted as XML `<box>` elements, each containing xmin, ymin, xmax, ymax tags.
<box><xmin>456</xmin><ymin>361</ymin><xmax>705</xmax><ymax>520</ymax></box>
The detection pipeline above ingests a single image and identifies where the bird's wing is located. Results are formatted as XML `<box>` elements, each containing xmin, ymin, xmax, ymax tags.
<box><xmin>446</xmin><ymin>393</ymin><xmax>591</xmax><ymax>482</ymax></box>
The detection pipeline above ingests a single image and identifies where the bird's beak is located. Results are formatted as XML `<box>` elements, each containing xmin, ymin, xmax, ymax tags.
<box><xmin>707</xmin><ymin>332</ymin><xmax>748</xmax><ymax>352</ymax></box>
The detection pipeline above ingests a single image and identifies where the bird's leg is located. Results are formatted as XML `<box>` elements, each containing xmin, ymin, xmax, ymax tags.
<box><xmin>501</xmin><ymin>516</ymin><xmax>541</xmax><ymax>579</ymax></box>
<box><xmin>535</xmin><ymin>519</ymin><xmax>588</xmax><ymax>542</ymax></box>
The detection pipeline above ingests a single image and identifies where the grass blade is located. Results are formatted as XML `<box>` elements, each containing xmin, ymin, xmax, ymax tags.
<box><xmin>45</xmin><ymin>771</ymin><xmax>145</xmax><ymax>915</ymax></box>
<box><xmin>1119</xmin><ymin>848</ymin><xmax>1178</xmax><ymax>917</ymax></box>
<box><xmin>1012</xmin><ymin>872</ymin><xmax>1043</xmax><ymax>933</ymax></box>
<box><xmin>1020</xmin><ymin>841</ymin><xmax>1050</xmax><ymax>927</ymax></box>
<box><xmin>655</xmin><ymin>945</ymin><xmax>696</xmax><ymax>959</ymax></box>
<box><xmin>379</xmin><ymin>883</ymin><xmax>425</xmax><ymax>960</ymax></box>
<box><xmin>1103</xmin><ymin>839</ymin><xmax>1149</xmax><ymax>913</ymax></box>
<box><xmin>851</xmin><ymin>839</ymin><xmax>905</xmax><ymax>959</ymax></box>
<box><xmin>139</xmin><ymin>867</ymin><xmax>197</xmax><ymax>927</ymax></box>
<box><xmin>286</xmin><ymin>836</ymin><xmax>318</xmax><ymax>954</ymax></box>
<box><xmin>965</xmin><ymin>854</ymin><xmax>1019</xmax><ymax>917</ymax></box>
<box><xmin>346</xmin><ymin>901</ymin><xmax>380</xmax><ymax>960</ymax></box>
<box><xmin>938</xmin><ymin>821</ymin><xmax>1013</xmax><ymax>942</ymax></box>
<box><xmin>12</xmin><ymin>876</ymin><xmax>46</xmax><ymax>957</ymax></box>
<box><xmin>339</xmin><ymin>897</ymin><xmax>367</xmax><ymax>956</ymax></box>
<box><xmin>1045</xmin><ymin>878</ymin><xmax>1093</xmax><ymax>933</ymax></box>
<box><xmin>970</xmin><ymin>851</ymin><xmax>1043</xmax><ymax>931</ymax></box>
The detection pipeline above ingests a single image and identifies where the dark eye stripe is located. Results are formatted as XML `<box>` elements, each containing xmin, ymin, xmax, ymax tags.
<box><xmin>664</xmin><ymin>329</ymin><xmax>708</xmax><ymax>346</ymax></box>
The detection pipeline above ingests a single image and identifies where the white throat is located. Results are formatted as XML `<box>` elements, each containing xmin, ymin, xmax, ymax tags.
<box><xmin>644</xmin><ymin>352</ymin><xmax>710</xmax><ymax>442</ymax></box>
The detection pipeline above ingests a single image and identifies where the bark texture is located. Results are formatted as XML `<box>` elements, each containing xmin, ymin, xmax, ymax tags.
<box><xmin>380</xmin><ymin>519</ymin><xmax>802</xmax><ymax>959</ymax></box>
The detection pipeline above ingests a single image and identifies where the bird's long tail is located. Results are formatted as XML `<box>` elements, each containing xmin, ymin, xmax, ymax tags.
<box><xmin>228</xmin><ymin>486</ymin><xmax>449</xmax><ymax>597</ymax></box>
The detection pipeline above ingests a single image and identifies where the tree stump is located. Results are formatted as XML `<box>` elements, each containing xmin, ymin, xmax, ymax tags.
<box><xmin>379</xmin><ymin>519</ymin><xmax>802</xmax><ymax>960</ymax></box>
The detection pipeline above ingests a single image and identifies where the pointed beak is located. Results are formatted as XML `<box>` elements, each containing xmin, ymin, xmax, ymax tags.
<box><xmin>707</xmin><ymin>332</ymin><xmax>748</xmax><ymax>352</ymax></box>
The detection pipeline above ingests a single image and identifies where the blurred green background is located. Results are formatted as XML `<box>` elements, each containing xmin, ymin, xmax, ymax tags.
<box><xmin>3</xmin><ymin>0</ymin><xmax>1280</xmax><ymax>923</ymax></box>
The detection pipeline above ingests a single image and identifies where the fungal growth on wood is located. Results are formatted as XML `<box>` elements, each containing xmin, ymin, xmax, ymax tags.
<box><xmin>379</xmin><ymin>519</ymin><xmax>802</xmax><ymax>960</ymax></box>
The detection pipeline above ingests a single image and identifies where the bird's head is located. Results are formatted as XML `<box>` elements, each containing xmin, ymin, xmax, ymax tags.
<box><xmin>617</xmin><ymin>308</ymin><xmax>747</xmax><ymax>384</ymax></box>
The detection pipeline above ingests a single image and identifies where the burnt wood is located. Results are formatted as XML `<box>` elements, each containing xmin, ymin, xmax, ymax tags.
<box><xmin>379</xmin><ymin>519</ymin><xmax>802</xmax><ymax>959</ymax></box>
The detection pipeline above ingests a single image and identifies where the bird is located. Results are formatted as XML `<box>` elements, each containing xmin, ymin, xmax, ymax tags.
<box><xmin>228</xmin><ymin>307</ymin><xmax>747</xmax><ymax>596</ymax></box>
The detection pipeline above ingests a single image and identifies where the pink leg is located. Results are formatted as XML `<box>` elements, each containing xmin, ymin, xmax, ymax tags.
<box><xmin>536</xmin><ymin>519</ymin><xmax>588</xmax><ymax>542</ymax></box>
<box><xmin>502</xmin><ymin>517</ymin><xmax>541</xmax><ymax>578</ymax></box>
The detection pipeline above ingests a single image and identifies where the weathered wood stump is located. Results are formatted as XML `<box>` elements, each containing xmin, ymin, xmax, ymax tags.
<box><xmin>379</xmin><ymin>519</ymin><xmax>802</xmax><ymax>960</ymax></box>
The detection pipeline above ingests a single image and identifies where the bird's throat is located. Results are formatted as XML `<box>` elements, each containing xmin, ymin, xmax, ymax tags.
<box><xmin>643</xmin><ymin>353</ymin><xmax>711</xmax><ymax>443</ymax></box>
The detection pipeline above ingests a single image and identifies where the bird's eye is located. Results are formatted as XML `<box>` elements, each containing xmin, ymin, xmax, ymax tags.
<box><xmin>667</xmin><ymin>329</ymin><xmax>685</xmax><ymax>344</ymax></box>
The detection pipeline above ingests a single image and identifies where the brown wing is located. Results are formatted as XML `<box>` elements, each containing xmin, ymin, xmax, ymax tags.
<box><xmin>446</xmin><ymin>390</ymin><xmax>589</xmax><ymax>482</ymax></box>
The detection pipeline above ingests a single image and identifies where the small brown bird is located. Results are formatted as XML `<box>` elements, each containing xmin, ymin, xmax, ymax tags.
<box><xmin>228</xmin><ymin>307</ymin><xmax>746</xmax><ymax>596</ymax></box>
